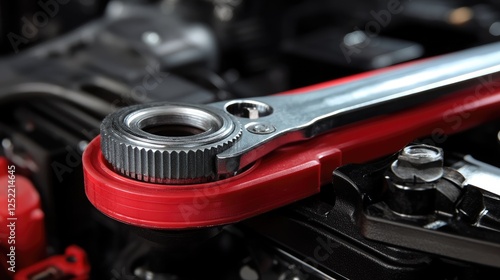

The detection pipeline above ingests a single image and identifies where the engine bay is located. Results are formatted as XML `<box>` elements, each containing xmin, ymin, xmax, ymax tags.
<box><xmin>1</xmin><ymin>0</ymin><xmax>500</xmax><ymax>279</ymax></box>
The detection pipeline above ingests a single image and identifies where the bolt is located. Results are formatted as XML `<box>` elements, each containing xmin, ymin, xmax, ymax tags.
<box><xmin>142</xmin><ymin>31</ymin><xmax>161</xmax><ymax>46</ymax></box>
<box><xmin>246</xmin><ymin>123</ymin><xmax>275</xmax><ymax>134</ymax></box>
<box><xmin>343</xmin><ymin>30</ymin><xmax>368</xmax><ymax>47</ymax></box>
<box><xmin>2</xmin><ymin>138</ymin><xmax>12</xmax><ymax>150</ymax></box>
<box><xmin>391</xmin><ymin>144</ymin><xmax>444</xmax><ymax>183</ymax></box>
<box><xmin>239</xmin><ymin>265</ymin><xmax>259</xmax><ymax>280</ymax></box>
<box><xmin>78</xmin><ymin>140</ymin><xmax>89</xmax><ymax>153</ymax></box>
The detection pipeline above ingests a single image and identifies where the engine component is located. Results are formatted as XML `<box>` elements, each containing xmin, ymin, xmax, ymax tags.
<box><xmin>384</xmin><ymin>144</ymin><xmax>459</xmax><ymax>216</ymax></box>
<box><xmin>0</xmin><ymin>158</ymin><xmax>46</xmax><ymax>272</ymax></box>
<box><xmin>390</xmin><ymin>144</ymin><xmax>445</xmax><ymax>183</ymax></box>
<box><xmin>14</xmin><ymin>245</ymin><xmax>90</xmax><ymax>280</ymax></box>
<box><xmin>283</xmin><ymin>26</ymin><xmax>424</xmax><ymax>70</ymax></box>
<box><xmin>242</xmin><ymin>148</ymin><xmax>500</xmax><ymax>279</ymax></box>
<box><xmin>331</xmin><ymin>145</ymin><xmax>500</xmax><ymax>268</ymax></box>
<box><xmin>3</xmin><ymin>1</ymin><xmax>500</xmax><ymax>279</ymax></box>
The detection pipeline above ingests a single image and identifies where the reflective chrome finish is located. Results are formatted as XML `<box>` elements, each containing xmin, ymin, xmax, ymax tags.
<box><xmin>211</xmin><ymin>42</ymin><xmax>500</xmax><ymax>176</ymax></box>
<box><xmin>101</xmin><ymin>42</ymin><xmax>500</xmax><ymax>183</ymax></box>
<box><xmin>101</xmin><ymin>103</ymin><xmax>241</xmax><ymax>183</ymax></box>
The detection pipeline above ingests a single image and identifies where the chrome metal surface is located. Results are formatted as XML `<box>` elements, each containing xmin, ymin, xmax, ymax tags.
<box><xmin>391</xmin><ymin>145</ymin><xmax>444</xmax><ymax>183</ymax></box>
<box><xmin>211</xmin><ymin>42</ymin><xmax>500</xmax><ymax>176</ymax></box>
<box><xmin>101</xmin><ymin>42</ymin><xmax>500</xmax><ymax>183</ymax></box>
<box><xmin>453</xmin><ymin>155</ymin><xmax>500</xmax><ymax>196</ymax></box>
<box><xmin>100</xmin><ymin>103</ymin><xmax>242</xmax><ymax>183</ymax></box>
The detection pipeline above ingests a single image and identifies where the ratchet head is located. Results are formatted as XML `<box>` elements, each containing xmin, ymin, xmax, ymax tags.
<box><xmin>100</xmin><ymin>102</ymin><xmax>242</xmax><ymax>184</ymax></box>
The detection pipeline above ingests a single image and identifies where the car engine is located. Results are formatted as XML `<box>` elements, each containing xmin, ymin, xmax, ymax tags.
<box><xmin>1</xmin><ymin>0</ymin><xmax>500</xmax><ymax>279</ymax></box>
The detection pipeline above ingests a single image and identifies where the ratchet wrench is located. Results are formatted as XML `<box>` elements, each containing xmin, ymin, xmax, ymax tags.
<box><xmin>84</xmin><ymin>42</ymin><xmax>500</xmax><ymax>228</ymax></box>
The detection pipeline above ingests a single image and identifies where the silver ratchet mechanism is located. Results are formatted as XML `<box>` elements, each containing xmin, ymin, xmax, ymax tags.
<box><xmin>100</xmin><ymin>42</ymin><xmax>500</xmax><ymax>184</ymax></box>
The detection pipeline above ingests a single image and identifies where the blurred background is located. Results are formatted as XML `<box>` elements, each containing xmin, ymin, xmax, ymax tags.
<box><xmin>1</xmin><ymin>1</ymin><xmax>500</xmax><ymax>279</ymax></box>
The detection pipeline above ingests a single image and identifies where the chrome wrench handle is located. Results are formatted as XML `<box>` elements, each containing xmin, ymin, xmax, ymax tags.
<box><xmin>100</xmin><ymin>42</ymin><xmax>500</xmax><ymax>183</ymax></box>
<box><xmin>211</xmin><ymin>42</ymin><xmax>500</xmax><ymax>175</ymax></box>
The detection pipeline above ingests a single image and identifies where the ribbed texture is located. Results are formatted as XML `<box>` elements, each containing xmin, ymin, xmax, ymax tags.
<box><xmin>101</xmin><ymin>129</ymin><xmax>241</xmax><ymax>184</ymax></box>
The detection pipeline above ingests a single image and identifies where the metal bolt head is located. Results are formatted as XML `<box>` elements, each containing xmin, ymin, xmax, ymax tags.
<box><xmin>246</xmin><ymin>122</ymin><xmax>275</xmax><ymax>134</ymax></box>
<box><xmin>391</xmin><ymin>144</ymin><xmax>444</xmax><ymax>183</ymax></box>
<box><xmin>142</xmin><ymin>31</ymin><xmax>161</xmax><ymax>46</ymax></box>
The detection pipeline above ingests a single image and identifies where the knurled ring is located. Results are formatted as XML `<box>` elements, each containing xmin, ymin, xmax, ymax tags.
<box><xmin>100</xmin><ymin>102</ymin><xmax>242</xmax><ymax>184</ymax></box>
